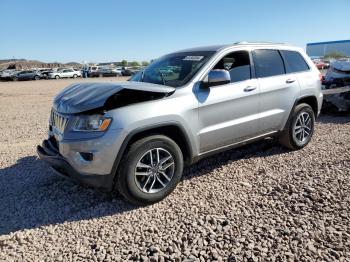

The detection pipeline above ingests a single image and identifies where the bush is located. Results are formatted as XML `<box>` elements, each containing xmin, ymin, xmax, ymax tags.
<box><xmin>324</xmin><ymin>51</ymin><xmax>346</xmax><ymax>59</ymax></box>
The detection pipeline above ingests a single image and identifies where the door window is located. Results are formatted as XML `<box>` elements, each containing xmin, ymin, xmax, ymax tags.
<box><xmin>253</xmin><ymin>49</ymin><xmax>285</xmax><ymax>78</ymax></box>
<box><xmin>212</xmin><ymin>51</ymin><xmax>251</xmax><ymax>83</ymax></box>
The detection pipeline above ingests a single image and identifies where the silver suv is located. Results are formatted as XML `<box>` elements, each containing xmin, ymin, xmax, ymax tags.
<box><xmin>37</xmin><ymin>42</ymin><xmax>323</xmax><ymax>205</ymax></box>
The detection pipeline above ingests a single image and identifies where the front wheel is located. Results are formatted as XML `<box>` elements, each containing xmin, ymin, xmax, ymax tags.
<box><xmin>116</xmin><ymin>135</ymin><xmax>184</xmax><ymax>205</ymax></box>
<box><xmin>55</xmin><ymin>75</ymin><xmax>60</xmax><ymax>79</ymax></box>
<box><xmin>279</xmin><ymin>103</ymin><xmax>315</xmax><ymax>150</ymax></box>
<box><xmin>73</xmin><ymin>74</ymin><xmax>77</xmax><ymax>79</ymax></box>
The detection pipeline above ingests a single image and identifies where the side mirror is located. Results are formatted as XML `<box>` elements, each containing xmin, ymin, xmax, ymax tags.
<box><xmin>201</xmin><ymin>70</ymin><xmax>231</xmax><ymax>88</ymax></box>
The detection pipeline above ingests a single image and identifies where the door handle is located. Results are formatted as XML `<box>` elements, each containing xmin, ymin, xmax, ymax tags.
<box><xmin>244</xmin><ymin>86</ymin><xmax>257</xmax><ymax>92</ymax></box>
<box><xmin>286</xmin><ymin>79</ymin><xmax>296</xmax><ymax>84</ymax></box>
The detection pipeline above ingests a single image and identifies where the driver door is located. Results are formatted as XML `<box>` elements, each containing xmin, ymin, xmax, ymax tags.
<box><xmin>196</xmin><ymin>50</ymin><xmax>260</xmax><ymax>153</ymax></box>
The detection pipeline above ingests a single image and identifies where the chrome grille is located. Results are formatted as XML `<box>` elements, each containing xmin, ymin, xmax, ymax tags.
<box><xmin>50</xmin><ymin>109</ymin><xmax>68</xmax><ymax>134</ymax></box>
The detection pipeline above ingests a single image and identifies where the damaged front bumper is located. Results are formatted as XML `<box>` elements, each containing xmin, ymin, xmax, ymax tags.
<box><xmin>37</xmin><ymin>127</ymin><xmax>126</xmax><ymax>190</ymax></box>
<box><xmin>37</xmin><ymin>140</ymin><xmax>115</xmax><ymax>190</ymax></box>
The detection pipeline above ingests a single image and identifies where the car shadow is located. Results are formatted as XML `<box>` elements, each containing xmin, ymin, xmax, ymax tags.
<box><xmin>0</xmin><ymin>156</ymin><xmax>135</xmax><ymax>235</ymax></box>
<box><xmin>184</xmin><ymin>137</ymin><xmax>288</xmax><ymax>180</ymax></box>
<box><xmin>0</xmin><ymin>137</ymin><xmax>289</xmax><ymax>235</ymax></box>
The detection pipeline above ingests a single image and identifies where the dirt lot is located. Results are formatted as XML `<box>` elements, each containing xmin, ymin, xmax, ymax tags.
<box><xmin>0</xmin><ymin>78</ymin><xmax>349</xmax><ymax>261</ymax></box>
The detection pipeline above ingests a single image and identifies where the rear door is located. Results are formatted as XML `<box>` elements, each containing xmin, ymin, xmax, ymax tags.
<box><xmin>252</xmin><ymin>49</ymin><xmax>300</xmax><ymax>133</ymax></box>
<box><xmin>280</xmin><ymin>49</ymin><xmax>315</xmax><ymax>97</ymax></box>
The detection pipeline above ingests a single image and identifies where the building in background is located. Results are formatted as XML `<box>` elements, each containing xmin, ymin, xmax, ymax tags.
<box><xmin>306</xmin><ymin>40</ymin><xmax>350</xmax><ymax>58</ymax></box>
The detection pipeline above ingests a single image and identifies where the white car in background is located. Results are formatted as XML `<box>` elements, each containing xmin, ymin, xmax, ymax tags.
<box><xmin>48</xmin><ymin>68</ymin><xmax>82</xmax><ymax>79</ymax></box>
<box><xmin>0</xmin><ymin>69</ymin><xmax>20</xmax><ymax>80</ymax></box>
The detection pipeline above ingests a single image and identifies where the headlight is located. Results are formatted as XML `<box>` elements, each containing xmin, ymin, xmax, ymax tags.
<box><xmin>74</xmin><ymin>115</ymin><xmax>112</xmax><ymax>132</ymax></box>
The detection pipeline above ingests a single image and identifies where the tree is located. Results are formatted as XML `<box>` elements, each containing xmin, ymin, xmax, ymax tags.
<box><xmin>121</xmin><ymin>60</ymin><xmax>128</xmax><ymax>67</ymax></box>
<box><xmin>141</xmin><ymin>61</ymin><xmax>149</xmax><ymax>66</ymax></box>
<box><xmin>324</xmin><ymin>51</ymin><xmax>346</xmax><ymax>59</ymax></box>
<box><xmin>129</xmin><ymin>61</ymin><xmax>140</xmax><ymax>67</ymax></box>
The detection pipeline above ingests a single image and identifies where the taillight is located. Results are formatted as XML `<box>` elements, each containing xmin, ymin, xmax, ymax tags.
<box><xmin>319</xmin><ymin>73</ymin><xmax>324</xmax><ymax>82</ymax></box>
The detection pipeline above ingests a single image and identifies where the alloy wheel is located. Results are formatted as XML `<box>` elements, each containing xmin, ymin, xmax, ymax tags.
<box><xmin>293</xmin><ymin>111</ymin><xmax>312</xmax><ymax>143</ymax></box>
<box><xmin>134</xmin><ymin>148</ymin><xmax>175</xmax><ymax>193</ymax></box>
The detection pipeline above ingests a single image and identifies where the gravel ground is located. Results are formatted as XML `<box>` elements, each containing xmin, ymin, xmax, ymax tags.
<box><xmin>0</xmin><ymin>78</ymin><xmax>349</xmax><ymax>261</ymax></box>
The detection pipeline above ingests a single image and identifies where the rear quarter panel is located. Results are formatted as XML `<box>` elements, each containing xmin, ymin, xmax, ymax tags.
<box><xmin>297</xmin><ymin>49</ymin><xmax>323</xmax><ymax>115</ymax></box>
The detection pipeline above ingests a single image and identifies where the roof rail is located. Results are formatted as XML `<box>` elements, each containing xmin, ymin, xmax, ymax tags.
<box><xmin>234</xmin><ymin>41</ymin><xmax>287</xmax><ymax>45</ymax></box>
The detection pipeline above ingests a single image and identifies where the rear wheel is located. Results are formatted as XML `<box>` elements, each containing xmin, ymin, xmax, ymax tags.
<box><xmin>279</xmin><ymin>103</ymin><xmax>315</xmax><ymax>150</ymax></box>
<box><xmin>116</xmin><ymin>135</ymin><xmax>184</xmax><ymax>205</ymax></box>
<box><xmin>55</xmin><ymin>75</ymin><xmax>60</xmax><ymax>79</ymax></box>
<box><xmin>73</xmin><ymin>74</ymin><xmax>77</xmax><ymax>79</ymax></box>
<box><xmin>34</xmin><ymin>75</ymin><xmax>40</xmax><ymax>80</ymax></box>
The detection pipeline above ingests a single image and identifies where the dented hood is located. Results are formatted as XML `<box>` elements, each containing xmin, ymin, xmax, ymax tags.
<box><xmin>53</xmin><ymin>81</ymin><xmax>175</xmax><ymax>114</ymax></box>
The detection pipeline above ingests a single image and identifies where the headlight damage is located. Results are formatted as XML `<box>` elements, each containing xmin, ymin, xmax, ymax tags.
<box><xmin>74</xmin><ymin>115</ymin><xmax>112</xmax><ymax>132</ymax></box>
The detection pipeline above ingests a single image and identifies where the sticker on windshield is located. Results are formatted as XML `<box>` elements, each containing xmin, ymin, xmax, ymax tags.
<box><xmin>183</xmin><ymin>56</ymin><xmax>204</xmax><ymax>61</ymax></box>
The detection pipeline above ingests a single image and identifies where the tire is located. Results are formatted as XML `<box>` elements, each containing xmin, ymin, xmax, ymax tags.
<box><xmin>99</xmin><ymin>74</ymin><xmax>103</xmax><ymax>78</ymax></box>
<box><xmin>73</xmin><ymin>74</ymin><xmax>77</xmax><ymax>79</ymax></box>
<box><xmin>55</xmin><ymin>75</ymin><xmax>60</xmax><ymax>79</ymax></box>
<box><xmin>116</xmin><ymin>135</ymin><xmax>184</xmax><ymax>205</ymax></box>
<box><xmin>279</xmin><ymin>103</ymin><xmax>315</xmax><ymax>150</ymax></box>
<box><xmin>34</xmin><ymin>75</ymin><xmax>40</xmax><ymax>80</ymax></box>
<box><xmin>12</xmin><ymin>77</ymin><xmax>18</xmax><ymax>81</ymax></box>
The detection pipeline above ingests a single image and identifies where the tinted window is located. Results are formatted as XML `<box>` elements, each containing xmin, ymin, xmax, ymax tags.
<box><xmin>253</xmin><ymin>49</ymin><xmax>285</xmax><ymax>78</ymax></box>
<box><xmin>281</xmin><ymin>50</ymin><xmax>310</xmax><ymax>73</ymax></box>
<box><xmin>212</xmin><ymin>51</ymin><xmax>251</xmax><ymax>83</ymax></box>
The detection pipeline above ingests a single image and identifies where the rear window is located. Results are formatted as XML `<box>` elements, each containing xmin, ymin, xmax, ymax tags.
<box><xmin>281</xmin><ymin>50</ymin><xmax>310</xmax><ymax>73</ymax></box>
<box><xmin>253</xmin><ymin>49</ymin><xmax>285</xmax><ymax>78</ymax></box>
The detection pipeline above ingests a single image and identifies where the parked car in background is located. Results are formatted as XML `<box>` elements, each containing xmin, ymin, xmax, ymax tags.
<box><xmin>313</xmin><ymin>59</ymin><xmax>329</xmax><ymax>70</ymax></box>
<box><xmin>39</xmin><ymin>69</ymin><xmax>54</xmax><ymax>79</ymax></box>
<box><xmin>323</xmin><ymin>60</ymin><xmax>330</xmax><ymax>69</ymax></box>
<box><xmin>323</xmin><ymin>60</ymin><xmax>350</xmax><ymax>89</ymax></box>
<box><xmin>87</xmin><ymin>66</ymin><xmax>102</xmax><ymax>77</ymax></box>
<box><xmin>48</xmin><ymin>68</ymin><xmax>81</xmax><ymax>79</ymax></box>
<box><xmin>12</xmin><ymin>70</ymin><xmax>42</xmax><ymax>81</ymax></box>
<box><xmin>89</xmin><ymin>67</ymin><xmax>122</xmax><ymax>77</ymax></box>
<box><xmin>0</xmin><ymin>69</ymin><xmax>20</xmax><ymax>81</ymax></box>
<box><xmin>121</xmin><ymin>68</ymin><xmax>138</xmax><ymax>76</ymax></box>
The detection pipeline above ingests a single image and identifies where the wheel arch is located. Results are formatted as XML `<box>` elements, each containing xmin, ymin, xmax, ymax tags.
<box><xmin>109</xmin><ymin>122</ymin><xmax>194</xmax><ymax>185</ymax></box>
<box><xmin>283</xmin><ymin>95</ymin><xmax>318</xmax><ymax>131</ymax></box>
<box><xmin>296</xmin><ymin>96</ymin><xmax>318</xmax><ymax>116</ymax></box>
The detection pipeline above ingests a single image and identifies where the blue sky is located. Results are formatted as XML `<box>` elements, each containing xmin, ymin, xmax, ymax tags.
<box><xmin>1</xmin><ymin>0</ymin><xmax>349</xmax><ymax>63</ymax></box>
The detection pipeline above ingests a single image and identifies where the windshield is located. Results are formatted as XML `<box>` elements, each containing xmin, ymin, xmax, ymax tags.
<box><xmin>130</xmin><ymin>51</ymin><xmax>215</xmax><ymax>87</ymax></box>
